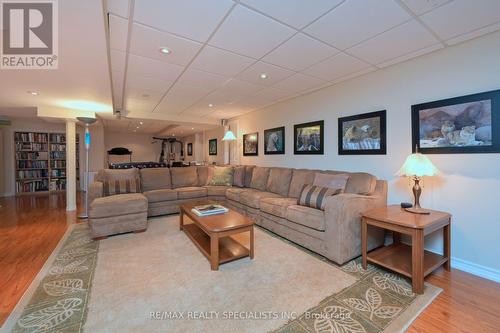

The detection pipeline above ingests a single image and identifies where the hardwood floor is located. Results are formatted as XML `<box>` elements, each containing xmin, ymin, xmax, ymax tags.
<box><xmin>0</xmin><ymin>194</ymin><xmax>499</xmax><ymax>332</ymax></box>
<box><xmin>0</xmin><ymin>193</ymin><xmax>82</xmax><ymax>327</ymax></box>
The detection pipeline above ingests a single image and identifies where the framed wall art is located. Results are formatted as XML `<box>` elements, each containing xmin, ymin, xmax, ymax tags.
<box><xmin>208</xmin><ymin>139</ymin><xmax>217</xmax><ymax>155</ymax></box>
<box><xmin>264</xmin><ymin>126</ymin><xmax>285</xmax><ymax>155</ymax></box>
<box><xmin>187</xmin><ymin>143</ymin><xmax>193</xmax><ymax>156</ymax></box>
<box><xmin>294</xmin><ymin>120</ymin><xmax>324</xmax><ymax>155</ymax></box>
<box><xmin>243</xmin><ymin>132</ymin><xmax>258</xmax><ymax>156</ymax></box>
<box><xmin>338</xmin><ymin>110</ymin><xmax>386</xmax><ymax>155</ymax></box>
<box><xmin>411</xmin><ymin>89</ymin><xmax>500</xmax><ymax>154</ymax></box>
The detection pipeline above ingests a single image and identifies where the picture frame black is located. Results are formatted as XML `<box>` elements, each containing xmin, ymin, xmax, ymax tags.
<box><xmin>208</xmin><ymin>139</ymin><xmax>217</xmax><ymax>156</ymax></box>
<box><xmin>338</xmin><ymin>110</ymin><xmax>387</xmax><ymax>155</ymax></box>
<box><xmin>243</xmin><ymin>132</ymin><xmax>259</xmax><ymax>156</ymax></box>
<box><xmin>187</xmin><ymin>143</ymin><xmax>193</xmax><ymax>156</ymax></box>
<box><xmin>294</xmin><ymin>120</ymin><xmax>324</xmax><ymax>155</ymax></box>
<box><xmin>264</xmin><ymin>126</ymin><xmax>285</xmax><ymax>155</ymax></box>
<box><xmin>411</xmin><ymin>89</ymin><xmax>500</xmax><ymax>154</ymax></box>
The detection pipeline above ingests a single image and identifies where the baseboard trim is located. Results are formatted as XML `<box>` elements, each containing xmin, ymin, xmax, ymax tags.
<box><xmin>451</xmin><ymin>257</ymin><xmax>500</xmax><ymax>283</ymax></box>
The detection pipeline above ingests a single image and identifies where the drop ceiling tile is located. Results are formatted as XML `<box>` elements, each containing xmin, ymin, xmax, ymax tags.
<box><xmin>177</xmin><ymin>68</ymin><xmax>229</xmax><ymax>90</ymax></box>
<box><xmin>251</xmin><ymin>87</ymin><xmax>293</xmax><ymax>102</ymax></box>
<box><xmin>129</xmin><ymin>23</ymin><xmax>202</xmax><ymax>66</ymax></box>
<box><xmin>262</xmin><ymin>33</ymin><xmax>339</xmax><ymax>71</ymax></box>
<box><xmin>133</xmin><ymin>0</ymin><xmax>234</xmax><ymax>42</ymax></box>
<box><xmin>235</xmin><ymin>61</ymin><xmax>295</xmax><ymax>86</ymax></box>
<box><xmin>125</xmin><ymin>97</ymin><xmax>159</xmax><ymax>113</ymax></box>
<box><xmin>446</xmin><ymin>21</ymin><xmax>500</xmax><ymax>46</ymax></box>
<box><xmin>110</xmin><ymin>49</ymin><xmax>126</xmax><ymax>72</ymax></box>
<box><xmin>125</xmin><ymin>72</ymin><xmax>173</xmax><ymax>92</ymax></box>
<box><xmin>420</xmin><ymin>0</ymin><xmax>500</xmax><ymax>40</ymax></box>
<box><xmin>127</xmin><ymin>54</ymin><xmax>184</xmax><ymax>81</ymax></box>
<box><xmin>156</xmin><ymin>83</ymin><xmax>212</xmax><ymax>114</ymax></box>
<box><xmin>218</xmin><ymin>79</ymin><xmax>265</xmax><ymax>98</ymax></box>
<box><xmin>239</xmin><ymin>0</ymin><xmax>343</xmax><ymax>29</ymax></box>
<box><xmin>107</xmin><ymin>0</ymin><xmax>129</xmax><ymax>17</ymax></box>
<box><xmin>209</xmin><ymin>5</ymin><xmax>296</xmax><ymax>59</ymax></box>
<box><xmin>348</xmin><ymin>20</ymin><xmax>439</xmax><ymax>65</ymax></box>
<box><xmin>304</xmin><ymin>0</ymin><xmax>411</xmax><ymax>50</ymax></box>
<box><xmin>126</xmin><ymin>86</ymin><xmax>164</xmax><ymax>103</ymax></box>
<box><xmin>303</xmin><ymin>52</ymin><xmax>371</xmax><ymax>81</ymax></box>
<box><xmin>377</xmin><ymin>43</ymin><xmax>443</xmax><ymax>68</ymax></box>
<box><xmin>109</xmin><ymin>14</ymin><xmax>128</xmax><ymax>51</ymax></box>
<box><xmin>401</xmin><ymin>0</ymin><xmax>452</xmax><ymax>15</ymax></box>
<box><xmin>272</xmin><ymin>73</ymin><xmax>326</xmax><ymax>93</ymax></box>
<box><xmin>190</xmin><ymin>46</ymin><xmax>255</xmax><ymax>76</ymax></box>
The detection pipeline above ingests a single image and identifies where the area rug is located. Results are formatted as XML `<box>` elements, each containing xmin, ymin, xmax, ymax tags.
<box><xmin>9</xmin><ymin>215</ymin><xmax>441</xmax><ymax>333</ymax></box>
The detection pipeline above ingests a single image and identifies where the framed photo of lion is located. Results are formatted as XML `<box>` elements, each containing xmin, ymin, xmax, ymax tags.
<box><xmin>338</xmin><ymin>110</ymin><xmax>386</xmax><ymax>155</ymax></box>
<box><xmin>411</xmin><ymin>89</ymin><xmax>500</xmax><ymax>154</ymax></box>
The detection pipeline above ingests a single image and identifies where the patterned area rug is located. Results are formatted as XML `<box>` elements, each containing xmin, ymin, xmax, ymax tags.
<box><xmin>8</xmin><ymin>220</ymin><xmax>440</xmax><ymax>333</ymax></box>
<box><xmin>11</xmin><ymin>225</ymin><xmax>98</xmax><ymax>333</ymax></box>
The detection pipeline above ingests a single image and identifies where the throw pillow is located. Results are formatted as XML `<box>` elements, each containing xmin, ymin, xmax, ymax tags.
<box><xmin>313</xmin><ymin>173</ymin><xmax>349</xmax><ymax>192</ymax></box>
<box><xmin>233</xmin><ymin>166</ymin><xmax>245</xmax><ymax>187</ymax></box>
<box><xmin>298</xmin><ymin>184</ymin><xmax>342</xmax><ymax>210</ymax></box>
<box><xmin>208</xmin><ymin>166</ymin><xmax>234</xmax><ymax>186</ymax></box>
<box><xmin>103</xmin><ymin>178</ymin><xmax>141</xmax><ymax>196</ymax></box>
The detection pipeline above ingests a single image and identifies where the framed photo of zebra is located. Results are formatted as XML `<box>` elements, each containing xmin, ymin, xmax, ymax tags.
<box><xmin>338</xmin><ymin>110</ymin><xmax>387</xmax><ymax>155</ymax></box>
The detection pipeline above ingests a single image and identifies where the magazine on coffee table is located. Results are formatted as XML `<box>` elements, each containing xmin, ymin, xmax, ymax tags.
<box><xmin>191</xmin><ymin>204</ymin><xmax>229</xmax><ymax>216</ymax></box>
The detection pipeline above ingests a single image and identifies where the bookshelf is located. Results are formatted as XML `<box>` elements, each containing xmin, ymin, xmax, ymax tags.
<box><xmin>15</xmin><ymin>131</ymin><xmax>80</xmax><ymax>195</ymax></box>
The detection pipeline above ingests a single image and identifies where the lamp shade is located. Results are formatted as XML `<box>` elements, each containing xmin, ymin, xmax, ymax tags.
<box><xmin>398</xmin><ymin>153</ymin><xmax>438</xmax><ymax>177</ymax></box>
<box><xmin>222</xmin><ymin>130</ymin><xmax>237</xmax><ymax>141</ymax></box>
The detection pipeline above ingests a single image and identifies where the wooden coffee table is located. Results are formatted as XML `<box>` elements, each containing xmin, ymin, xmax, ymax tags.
<box><xmin>179</xmin><ymin>201</ymin><xmax>254</xmax><ymax>270</ymax></box>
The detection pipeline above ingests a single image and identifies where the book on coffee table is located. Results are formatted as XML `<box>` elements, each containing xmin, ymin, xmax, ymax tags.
<box><xmin>191</xmin><ymin>204</ymin><xmax>229</xmax><ymax>216</ymax></box>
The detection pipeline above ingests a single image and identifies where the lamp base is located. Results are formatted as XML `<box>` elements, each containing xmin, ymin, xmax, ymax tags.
<box><xmin>405</xmin><ymin>207</ymin><xmax>431</xmax><ymax>215</ymax></box>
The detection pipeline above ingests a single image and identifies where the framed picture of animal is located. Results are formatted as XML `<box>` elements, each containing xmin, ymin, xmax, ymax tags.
<box><xmin>243</xmin><ymin>132</ymin><xmax>259</xmax><ymax>156</ymax></box>
<box><xmin>294</xmin><ymin>120</ymin><xmax>324</xmax><ymax>155</ymax></box>
<box><xmin>411</xmin><ymin>89</ymin><xmax>500</xmax><ymax>154</ymax></box>
<box><xmin>208</xmin><ymin>139</ymin><xmax>217</xmax><ymax>155</ymax></box>
<box><xmin>264</xmin><ymin>126</ymin><xmax>285</xmax><ymax>155</ymax></box>
<box><xmin>338</xmin><ymin>110</ymin><xmax>386</xmax><ymax>155</ymax></box>
<box><xmin>187</xmin><ymin>143</ymin><xmax>193</xmax><ymax>156</ymax></box>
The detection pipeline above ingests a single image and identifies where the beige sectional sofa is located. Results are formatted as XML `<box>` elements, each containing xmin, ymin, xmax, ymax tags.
<box><xmin>89</xmin><ymin>165</ymin><xmax>387</xmax><ymax>265</ymax></box>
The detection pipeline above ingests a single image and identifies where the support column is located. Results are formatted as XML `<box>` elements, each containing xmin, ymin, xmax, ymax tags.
<box><xmin>66</xmin><ymin>120</ymin><xmax>77</xmax><ymax>211</ymax></box>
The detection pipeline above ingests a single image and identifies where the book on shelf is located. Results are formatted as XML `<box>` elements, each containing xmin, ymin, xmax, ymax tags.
<box><xmin>191</xmin><ymin>204</ymin><xmax>229</xmax><ymax>216</ymax></box>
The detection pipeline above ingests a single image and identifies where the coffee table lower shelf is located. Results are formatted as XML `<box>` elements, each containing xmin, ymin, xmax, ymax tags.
<box><xmin>183</xmin><ymin>223</ymin><xmax>250</xmax><ymax>265</ymax></box>
<box><xmin>367</xmin><ymin>243</ymin><xmax>448</xmax><ymax>278</ymax></box>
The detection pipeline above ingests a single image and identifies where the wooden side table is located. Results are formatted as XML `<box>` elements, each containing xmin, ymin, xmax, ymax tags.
<box><xmin>361</xmin><ymin>205</ymin><xmax>451</xmax><ymax>294</ymax></box>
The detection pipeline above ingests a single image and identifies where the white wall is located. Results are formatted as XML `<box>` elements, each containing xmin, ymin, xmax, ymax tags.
<box><xmin>234</xmin><ymin>31</ymin><xmax>500</xmax><ymax>281</ymax></box>
<box><xmin>104</xmin><ymin>131</ymin><xmax>163</xmax><ymax>164</ymax></box>
<box><xmin>203</xmin><ymin>127</ymin><xmax>225</xmax><ymax>165</ymax></box>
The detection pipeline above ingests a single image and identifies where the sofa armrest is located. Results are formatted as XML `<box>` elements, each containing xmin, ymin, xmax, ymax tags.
<box><xmin>88</xmin><ymin>181</ymin><xmax>104</xmax><ymax>205</ymax></box>
<box><xmin>323</xmin><ymin>193</ymin><xmax>386</xmax><ymax>264</ymax></box>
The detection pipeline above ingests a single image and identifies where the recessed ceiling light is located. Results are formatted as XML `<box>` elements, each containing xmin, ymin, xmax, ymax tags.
<box><xmin>139</xmin><ymin>121</ymin><xmax>143</xmax><ymax>125</ymax></box>
<box><xmin>136</xmin><ymin>126</ymin><xmax>139</xmax><ymax>129</ymax></box>
<box><xmin>28</xmin><ymin>91</ymin><xmax>39</xmax><ymax>96</ymax></box>
<box><xmin>141</xmin><ymin>94</ymin><xmax>150</xmax><ymax>98</ymax></box>
<box><xmin>191</xmin><ymin>127</ymin><xmax>194</xmax><ymax>130</ymax></box>
<box><xmin>159</xmin><ymin>47</ymin><xmax>171</xmax><ymax>54</ymax></box>
<box><xmin>208</xmin><ymin>104</ymin><xmax>214</xmax><ymax>108</ymax></box>
<box><xmin>260</xmin><ymin>73</ymin><xmax>268</xmax><ymax>79</ymax></box>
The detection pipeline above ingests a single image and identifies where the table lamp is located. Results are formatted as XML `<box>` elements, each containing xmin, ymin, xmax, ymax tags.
<box><xmin>398</xmin><ymin>149</ymin><xmax>438</xmax><ymax>214</ymax></box>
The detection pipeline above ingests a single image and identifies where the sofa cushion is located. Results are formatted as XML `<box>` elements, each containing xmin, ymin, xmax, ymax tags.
<box><xmin>286</xmin><ymin>205</ymin><xmax>326</xmax><ymax>231</ymax></box>
<box><xmin>240</xmin><ymin>190</ymin><xmax>282</xmax><ymax>209</ymax></box>
<box><xmin>345</xmin><ymin>172</ymin><xmax>377</xmax><ymax>195</ymax></box>
<box><xmin>170</xmin><ymin>167</ymin><xmax>198</xmax><ymax>188</ymax></box>
<box><xmin>260</xmin><ymin>197</ymin><xmax>298</xmax><ymax>218</ymax></box>
<box><xmin>204</xmin><ymin>185</ymin><xmax>231</xmax><ymax>197</ymax></box>
<box><xmin>244</xmin><ymin>165</ymin><xmax>255</xmax><ymax>187</ymax></box>
<box><xmin>208</xmin><ymin>166</ymin><xmax>234</xmax><ymax>186</ymax></box>
<box><xmin>103</xmin><ymin>168</ymin><xmax>139</xmax><ymax>181</ymax></box>
<box><xmin>288</xmin><ymin>169</ymin><xmax>316</xmax><ymax>198</ymax></box>
<box><xmin>313</xmin><ymin>172</ymin><xmax>349</xmax><ymax>191</ymax></box>
<box><xmin>197</xmin><ymin>166</ymin><xmax>210</xmax><ymax>186</ymax></box>
<box><xmin>266</xmin><ymin>168</ymin><xmax>293</xmax><ymax>196</ymax></box>
<box><xmin>176</xmin><ymin>187</ymin><xmax>207</xmax><ymax>199</ymax></box>
<box><xmin>90</xmin><ymin>193</ymin><xmax>147</xmax><ymax>219</ymax></box>
<box><xmin>143</xmin><ymin>189</ymin><xmax>177</xmax><ymax>203</ymax></box>
<box><xmin>140</xmin><ymin>168</ymin><xmax>171</xmax><ymax>191</ymax></box>
<box><xmin>250</xmin><ymin>167</ymin><xmax>270</xmax><ymax>191</ymax></box>
<box><xmin>298</xmin><ymin>184</ymin><xmax>342</xmax><ymax>210</ymax></box>
<box><xmin>233</xmin><ymin>166</ymin><xmax>245</xmax><ymax>187</ymax></box>
<box><xmin>103</xmin><ymin>178</ymin><xmax>141</xmax><ymax>196</ymax></box>
<box><xmin>226</xmin><ymin>187</ymin><xmax>254</xmax><ymax>203</ymax></box>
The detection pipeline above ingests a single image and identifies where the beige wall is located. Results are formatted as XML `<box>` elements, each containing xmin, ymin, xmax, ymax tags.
<box><xmin>1</xmin><ymin>118</ymin><xmax>85</xmax><ymax>196</ymax></box>
<box><xmin>183</xmin><ymin>134</ymin><xmax>196</xmax><ymax>163</ymax></box>
<box><xmin>203</xmin><ymin>127</ymin><xmax>225</xmax><ymax>165</ymax></box>
<box><xmin>233</xmin><ymin>31</ymin><xmax>500</xmax><ymax>280</ymax></box>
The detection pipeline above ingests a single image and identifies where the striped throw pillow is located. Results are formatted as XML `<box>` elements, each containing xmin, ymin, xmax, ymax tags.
<box><xmin>103</xmin><ymin>178</ymin><xmax>141</xmax><ymax>196</ymax></box>
<box><xmin>298</xmin><ymin>184</ymin><xmax>342</xmax><ymax>210</ymax></box>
